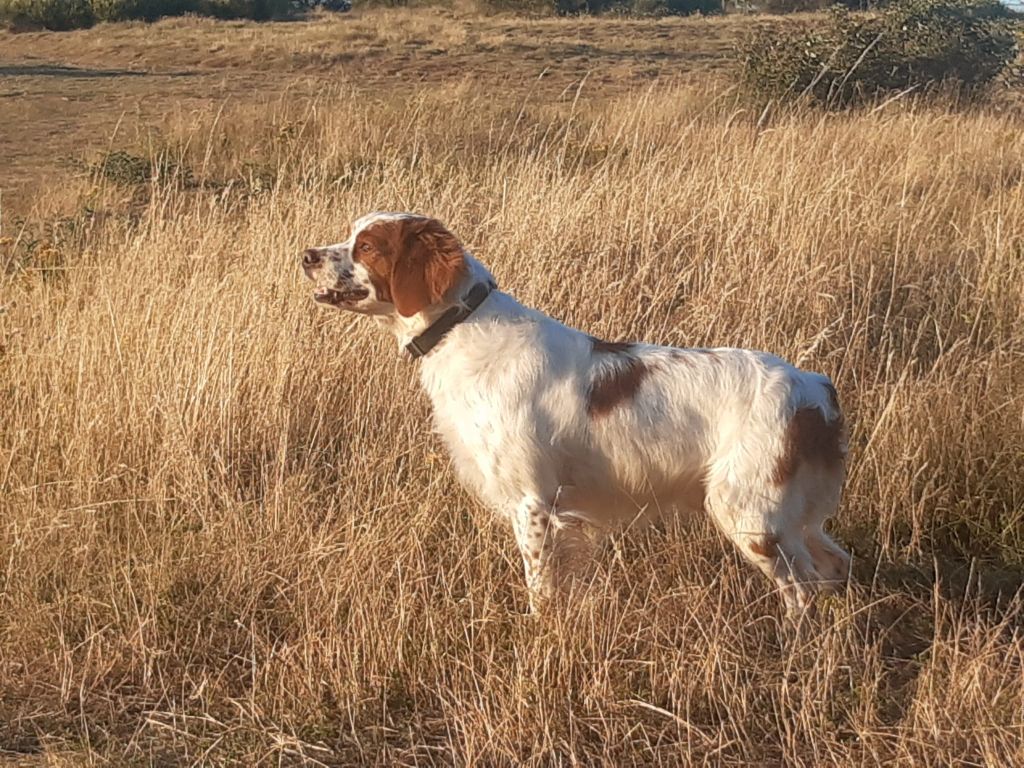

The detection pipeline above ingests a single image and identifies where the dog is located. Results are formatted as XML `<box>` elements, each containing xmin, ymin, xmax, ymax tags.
<box><xmin>301</xmin><ymin>212</ymin><xmax>850</xmax><ymax>615</ymax></box>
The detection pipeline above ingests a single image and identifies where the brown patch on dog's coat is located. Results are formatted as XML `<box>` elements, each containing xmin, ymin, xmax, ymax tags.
<box><xmin>354</xmin><ymin>216</ymin><xmax>466</xmax><ymax>317</ymax></box>
<box><xmin>588</xmin><ymin>353</ymin><xmax>650</xmax><ymax>417</ymax></box>
<box><xmin>773</xmin><ymin>405</ymin><xmax>846</xmax><ymax>486</ymax></box>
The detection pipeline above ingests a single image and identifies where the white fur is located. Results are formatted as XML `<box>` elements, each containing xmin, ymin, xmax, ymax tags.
<box><xmin>304</xmin><ymin>212</ymin><xmax>851</xmax><ymax>615</ymax></box>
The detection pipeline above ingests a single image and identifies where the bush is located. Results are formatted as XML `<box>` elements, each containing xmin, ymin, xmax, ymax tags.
<box><xmin>656</xmin><ymin>0</ymin><xmax>721</xmax><ymax>12</ymax></box>
<box><xmin>0</xmin><ymin>0</ymin><xmax>93</xmax><ymax>29</ymax></box>
<box><xmin>89</xmin><ymin>0</ymin><xmax>196</xmax><ymax>21</ymax></box>
<box><xmin>756</xmin><ymin>0</ymin><xmax>830</xmax><ymax>13</ymax></box>
<box><xmin>196</xmin><ymin>0</ymin><xmax>293</xmax><ymax>18</ymax></box>
<box><xmin>738</xmin><ymin>0</ymin><xmax>1020</xmax><ymax>107</ymax></box>
<box><xmin>552</xmin><ymin>0</ymin><xmax>720</xmax><ymax>14</ymax></box>
<box><xmin>0</xmin><ymin>0</ymin><xmax>292</xmax><ymax>27</ymax></box>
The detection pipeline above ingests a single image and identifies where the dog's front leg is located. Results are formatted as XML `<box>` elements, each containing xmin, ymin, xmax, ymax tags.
<box><xmin>512</xmin><ymin>496</ymin><xmax>556</xmax><ymax>612</ymax></box>
<box><xmin>512</xmin><ymin>492</ymin><xmax>594</xmax><ymax>613</ymax></box>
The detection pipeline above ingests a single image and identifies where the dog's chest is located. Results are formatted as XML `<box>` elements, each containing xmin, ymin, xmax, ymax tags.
<box><xmin>419</xmin><ymin>353</ymin><xmax>536</xmax><ymax>508</ymax></box>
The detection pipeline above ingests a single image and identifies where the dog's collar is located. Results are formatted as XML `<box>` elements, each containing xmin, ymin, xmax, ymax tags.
<box><xmin>405</xmin><ymin>281</ymin><xmax>495</xmax><ymax>359</ymax></box>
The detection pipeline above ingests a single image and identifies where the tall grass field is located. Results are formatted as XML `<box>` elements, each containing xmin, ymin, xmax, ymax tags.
<box><xmin>1</xmin><ymin>11</ymin><xmax>1024</xmax><ymax>765</ymax></box>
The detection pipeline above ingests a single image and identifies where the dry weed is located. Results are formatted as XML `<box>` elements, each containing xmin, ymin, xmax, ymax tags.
<box><xmin>1</xmin><ymin>78</ymin><xmax>1023</xmax><ymax>764</ymax></box>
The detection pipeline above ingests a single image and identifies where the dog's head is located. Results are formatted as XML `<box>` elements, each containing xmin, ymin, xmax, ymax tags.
<box><xmin>301</xmin><ymin>213</ymin><xmax>467</xmax><ymax>318</ymax></box>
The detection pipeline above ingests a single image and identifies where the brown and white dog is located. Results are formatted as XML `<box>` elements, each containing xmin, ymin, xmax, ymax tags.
<box><xmin>302</xmin><ymin>212</ymin><xmax>850</xmax><ymax>615</ymax></box>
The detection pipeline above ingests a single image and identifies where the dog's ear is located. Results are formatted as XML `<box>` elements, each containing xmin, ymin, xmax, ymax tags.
<box><xmin>391</xmin><ymin>218</ymin><xmax>466</xmax><ymax>317</ymax></box>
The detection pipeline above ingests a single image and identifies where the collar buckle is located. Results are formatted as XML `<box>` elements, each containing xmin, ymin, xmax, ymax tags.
<box><xmin>405</xmin><ymin>337</ymin><xmax>430</xmax><ymax>359</ymax></box>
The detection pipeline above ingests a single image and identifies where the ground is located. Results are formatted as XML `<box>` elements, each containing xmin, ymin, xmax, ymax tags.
<box><xmin>1</xmin><ymin>8</ymin><xmax>1023</xmax><ymax>767</ymax></box>
<box><xmin>0</xmin><ymin>10</ymin><xmax>767</xmax><ymax>201</ymax></box>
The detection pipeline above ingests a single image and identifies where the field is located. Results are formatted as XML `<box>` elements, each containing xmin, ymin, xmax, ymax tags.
<box><xmin>2</xmin><ymin>8</ymin><xmax>1024</xmax><ymax>766</ymax></box>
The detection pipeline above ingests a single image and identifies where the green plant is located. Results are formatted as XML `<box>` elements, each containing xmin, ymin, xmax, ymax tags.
<box><xmin>98</xmin><ymin>150</ymin><xmax>158</xmax><ymax>185</ymax></box>
<box><xmin>0</xmin><ymin>0</ymin><xmax>94</xmax><ymax>29</ymax></box>
<box><xmin>197</xmin><ymin>0</ymin><xmax>292</xmax><ymax>17</ymax></box>
<box><xmin>757</xmin><ymin>0</ymin><xmax>829</xmax><ymax>12</ymax></box>
<box><xmin>90</xmin><ymin>0</ymin><xmax>140</xmax><ymax>20</ymax></box>
<box><xmin>1</xmin><ymin>0</ymin><xmax>292</xmax><ymax>27</ymax></box>
<box><xmin>96</xmin><ymin>149</ymin><xmax>195</xmax><ymax>187</ymax></box>
<box><xmin>658</xmin><ymin>0</ymin><xmax>721</xmax><ymax>13</ymax></box>
<box><xmin>552</xmin><ymin>0</ymin><xmax>720</xmax><ymax>14</ymax></box>
<box><xmin>90</xmin><ymin>0</ymin><xmax>196</xmax><ymax>20</ymax></box>
<box><xmin>738</xmin><ymin>0</ymin><xmax>1019</xmax><ymax>107</ymax></box>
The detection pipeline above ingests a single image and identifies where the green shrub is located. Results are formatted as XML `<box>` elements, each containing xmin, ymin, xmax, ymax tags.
<box><xmin>738</xmin><ymin>0</ymin><xmax>1020</xmax><ymax>107</ymax></box>
<box><xmin>657</xmin><ymin>0</ymin><xmax>721</xmax><ymax>12</ymax></box>
<box><xmin>196</xmin><ymin>0</ymin><xmax>292</xmax><ymax>18</ymax></box>
<box><xmin>95</xmin><ymin>149</ymin><xmax>195</xmax><ymax>187</ymax></box>
<box><xmin>475</xmin><ymin>0</ymin><xmax>554</xmax><ymax>11</ymax></box>
<box><xmin>475</xmin><ymin>0</ymin><xmax>557</xmax><ymax>12</ymax></box>
<box><xmin>97</xmin><ymin>150</ymin><xmax>152</xmax><ymax>185</ymax></box>
<box><xmin>1</xmin><ymin>0</ymin><xmax>292</xmax><ymax>27</ymax></box>
<box><xmin>0</xmin><ymin>0</ymin><xmax>94</xmax><ymax>29</ymax></box>
<box><xmin>756</xmin><ymin>0</ymin><xmax>830</xmax><ymax>13</ymax></box>
<box><xmin>90</xmin><ymin>0</ymin><xmax>145</xmax><ymax>21</ymax></box>
<box><xmin>89</xmin><ymin>0</ymin><xmax>195</xmax><ymax>21</ymax></box>
<box><xmin>552</xmin><ymin>0</ymin><xmax>720</xmax><ymax>14</ymax></box>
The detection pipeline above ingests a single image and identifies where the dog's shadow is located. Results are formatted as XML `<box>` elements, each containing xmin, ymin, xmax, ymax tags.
<box><xmin>590</xmin><ymin>518</ymin><xmax>1024</xmax><ymax>728</ymax></box>
<box><xmin>845</xmin><ymin>551</ymin><xmax>1023</xmax><ymax>726</ymax></box>
<box><xmin>853</xmin><ymin>553</ymin><xmax>1024</xmax><ymax>610</ymax></box>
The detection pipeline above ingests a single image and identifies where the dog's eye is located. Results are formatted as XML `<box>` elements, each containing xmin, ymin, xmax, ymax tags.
<box><xmin>360</xmin><ymin>242</ymin><xmax>372</xmax><ymax>253</ymax></box>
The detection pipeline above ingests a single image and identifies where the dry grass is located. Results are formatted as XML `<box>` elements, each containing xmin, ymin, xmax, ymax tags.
<box><xmin>2</xmin><ymin>11</ymin><xmax>1024</xmax><ymax>767</ymax></box>
<box><xmin>0</xmin><ymin>8</ymin><xmax>784</xmax><ymax>199</ymax></box>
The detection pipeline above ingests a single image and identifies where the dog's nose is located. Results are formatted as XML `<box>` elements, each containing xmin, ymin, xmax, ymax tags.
<box><xmin>302</xmin><ymin>249</ymin><xmax>321</xmax><ymax>267</ymax></box>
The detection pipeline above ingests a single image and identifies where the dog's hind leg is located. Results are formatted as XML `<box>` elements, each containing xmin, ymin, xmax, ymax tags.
<box><xmin>705</xmin><ymin>482</ymin><xmax>824</xmax><ymax>617</ymax></box>
<box><xmin>805</xmin><ymin>528</ymin><xmax>851</xmax><ymax>584</ymax></box>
